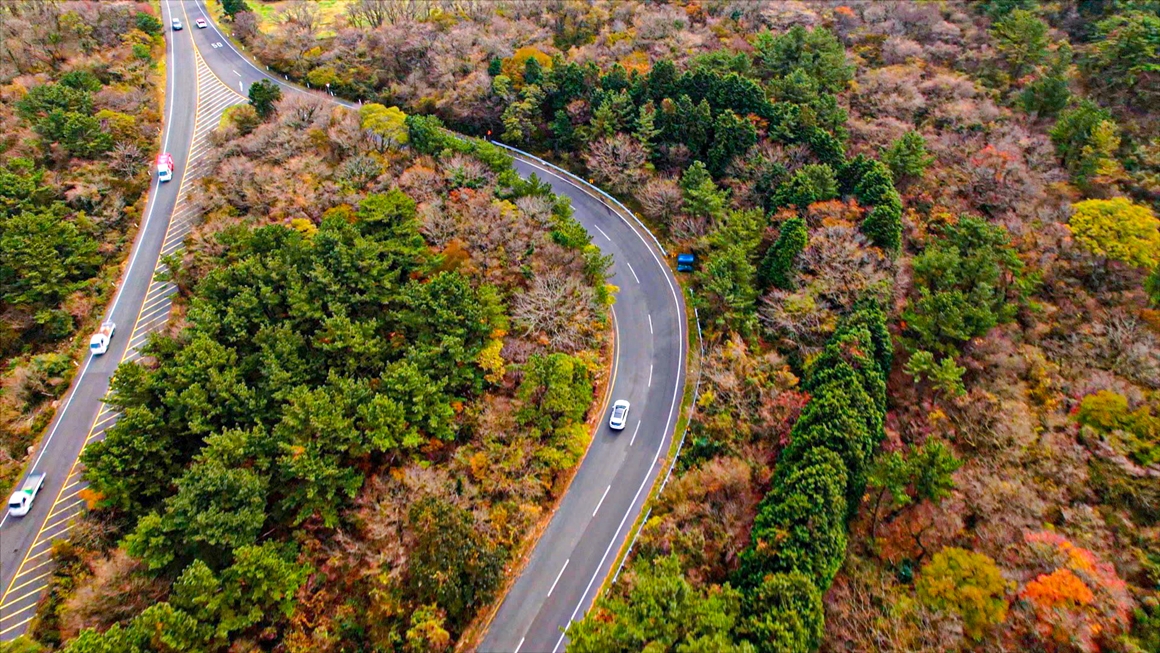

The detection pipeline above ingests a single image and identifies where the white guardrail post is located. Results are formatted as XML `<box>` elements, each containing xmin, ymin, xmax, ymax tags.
<box><xmin>485</xmin><ymin>140</ymin><xmax>710</xmax><ymax>590</ymax></box>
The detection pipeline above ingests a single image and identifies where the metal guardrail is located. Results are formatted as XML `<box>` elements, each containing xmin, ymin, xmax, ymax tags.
<box><xmin>488</xmin><ymin>141</ymin><xmax>669</xmax><ymax>258</ymax></box>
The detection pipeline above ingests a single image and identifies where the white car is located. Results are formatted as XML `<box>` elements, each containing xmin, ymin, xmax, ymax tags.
<box><xmin>609</xmin><ymin>400</ymin><xmax>630</xmax><ymax>431</ymax></box>
<box><xmin>8</xmin><ymin>472</ymin><xmax>46</xmax><ymax>517</ymax></box>
<box><xmin>171</xmin><ymin>18</ymin><xmax>183</xmax><ymax>30</ymax></box>
<box><xmin>195</xmin><ymin>18</ymin><xmax>208</xmax><ymax>29</ymax></box>
<box><xmin>89</xmin><ymin>321</ymin><xmax>116</xmax><ymax>356</ymax></box>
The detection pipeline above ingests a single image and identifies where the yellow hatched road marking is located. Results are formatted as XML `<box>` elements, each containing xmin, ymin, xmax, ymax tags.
<box><xmin>0</xmin><ymin>614</ymin><xmax>35</xmax><ymax>636</ymax></box>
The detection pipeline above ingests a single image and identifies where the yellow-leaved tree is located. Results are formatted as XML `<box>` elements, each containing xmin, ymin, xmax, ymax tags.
<box><xmin>359</xmin><ymin>103</ymin><xmax>409</xmax><ymax>152</ymax></box>
<box><xmin>915</xmin><ymin>547</ymin><xmax>1012</xmax><ymax>641</ymax></box>
<box><xmin>1068</xmin><ymin>197</ymin><xmax>1160</xmax><ymax>269</ymax></box>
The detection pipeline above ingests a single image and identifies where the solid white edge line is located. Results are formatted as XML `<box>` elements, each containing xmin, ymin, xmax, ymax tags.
<box><xmin>2</xmin><ymin>0</ymin><xmax>185</xmax><ymax>534</ymax></box>
<box><xmin>512</xmin><ymin>161</ymin><xmax>685</xmax><ymax>653</ymax></box>
<box><xmin>547</xmin><ymin>559</ymin><xmax>569</xmax><ymax>598</ymax></box>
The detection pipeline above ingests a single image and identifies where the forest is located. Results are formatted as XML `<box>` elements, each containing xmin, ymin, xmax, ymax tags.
<box><xmin>229</xmin><ymin>0</ymin><xmax>1159</xmax><ymax>651</ymax></box>
<box><xmin>14</xmin><ymin>84</ymin><xmax>614</xmax><ymax>651</ymax></box>
<box><xmin>0</xmin><ymin>2</ymin><xmax>164</xmax><ymax>498</ymax></box>
<box><xmin>3</xmin><ymin>0</ymin><xmax>1160</xmax><ymax>651</ymax></box>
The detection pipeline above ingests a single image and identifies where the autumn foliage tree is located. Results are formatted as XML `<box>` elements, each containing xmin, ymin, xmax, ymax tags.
<box><xmin>1068</xmin><ymin>197</ymin><xmax>1160</xmax><ymax>269</ymax></box>
<box><xmin>915</xmin><ymin>547</ymin><xmax>1011</xmax><ymax>641</ymax></box>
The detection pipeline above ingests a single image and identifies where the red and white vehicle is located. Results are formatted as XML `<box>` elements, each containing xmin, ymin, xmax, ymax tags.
<box><xmin>89</xmin><ymin>321</ymin><xmax>116</xmax><ymax>356</ymax></box>
<box><xmin>156</xmin><ymin>152</ymin><xmax>175</xmax><ymax>182</ymax></box>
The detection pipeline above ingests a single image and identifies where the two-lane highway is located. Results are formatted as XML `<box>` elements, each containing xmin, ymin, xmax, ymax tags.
<box><xmin>479</xmin><ymin>154</ymin><xmax>687</xmax><ymax>653</ymax></box>
<box><xmin>0</xmin><ymin>1</ymin><xmax>244</xmax><ymax>639</ymax></box>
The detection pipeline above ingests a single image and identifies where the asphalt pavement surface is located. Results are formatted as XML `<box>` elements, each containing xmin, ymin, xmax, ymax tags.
<box><xmin>0</xmin><ymin>0</ymin><xmax>241</xmax><ymax>638</ymax></box>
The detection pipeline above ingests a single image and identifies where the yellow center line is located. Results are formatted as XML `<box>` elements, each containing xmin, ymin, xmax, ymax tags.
<box><xmin>0</xmin><ymin>14</ymin><xmax>216</xmax><ymax>612</ymax></box>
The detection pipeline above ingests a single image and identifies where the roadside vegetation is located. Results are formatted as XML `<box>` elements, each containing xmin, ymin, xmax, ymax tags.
<box><xmin>0</xmin><ymin>2</ymin><xmax>164</xmax><ymax>497</ymax></box>
<box><xmin>229</xmin><ymin>0</ymin><xmax>1159</xmax><ymax>651</ymax></box>
<box><xmin>6</xmin><ymin>0</ymin><xmax>1160</xmax><ymax>651</ymax></box>
<box><xmin>19</xmin><ymin>78</ymin><xmax>612</xmax><ymax>649</ymax></box>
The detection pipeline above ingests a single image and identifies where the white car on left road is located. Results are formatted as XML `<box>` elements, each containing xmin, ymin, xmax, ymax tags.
<box><xmin>89</xmin><ymin>321</ymin><xmax>116</xmax><ymax>355</ymax></box>
<box><xmin>8</xmin><ymin>472</ymin><xmax>46</xmax><ymax>517</ymax></box>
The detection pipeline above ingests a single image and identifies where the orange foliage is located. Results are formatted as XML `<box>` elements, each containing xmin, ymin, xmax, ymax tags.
<box><xmin>619</xmin><ymin>51</ymin><xmax>651</xmax><ymax>75</ymax></box>
<box><xmin>1022</xmin><ymin>568</ymin><xmax>1095</xmax><ymax>611</ymax></box>
<box><xmin>1014</xmin><ymin>531</ymin><xmax>1133</xmax><ymax>651</ymax></box>
<box><xmin>805</xmin><ymin>199</ymin><xmax>863</xmax><ymax>226</ymax></box>
<box><xmin>502</xmin><ymin>46</ymin><xmax>553</xmax><ymax>85</ymax></box>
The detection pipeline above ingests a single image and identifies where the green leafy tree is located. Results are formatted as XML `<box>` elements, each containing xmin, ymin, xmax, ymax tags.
<box><xmin>882</xmin><ymin>131</ymin><xmax>934</xmax><ymax>186</ymax></box>
<box><xmin>757</xmin><ymin>216</ymin><xmax>807</xmax><ymax>290</ymax></box>
<box><xmin>916</xmin><ymin>547</ymin><xmax>1011</xmax><ymax>640</ymax></box>
<box><xmin>1068</xmin><ymin>197</ymin><xmax>1160</xmax><ymax>269</ymax></box>
<box><xmin>1050</xmin><ymin>100</ymin><xmax>1122</xmax><ymax>189</ymax></box>
<box><xmin>568</xmin><ymin>556</ymin><xmax>751</xmax><ymax>653</ymax></box>
<box><xmin>248</xmin><ymin>79</ymin><xmax>282</xmax><ymax>118</ymax></box>
<box><xmin>0</xmin><ymin>158</ymin><xmax>54</xmax><ymax>218</ymax></box>
<box><xmin>680</xmin><ymin>160</ymin><xmax>727</xmax><ymax>220</ymax></box>
<box><xmin>867</xmin><ymin>437</ymin><xmax>962</xmax><ymax>537</ymax></box>
<box><xmin>903</xmin><ymin>350</ymin><xmax>967</xmax><ymax>397</ymax></box>
<box><xmin>135</xmin><ymin>11</ymin><xmax>163</xmax><ymax>35</ymax></box>
<box><xmin>738</xmin><ymin>448</ymin><xmax>849</xmax><ymax>589</ymax></box>
<box><xmin>171</xmin><ymin>543</ymin><xmax>308</xmax><ymax>641</ymax></box>
<box><xmin>903</xmin><ymin>216</ymin><xmax>1027</xmax><ymax>355</ymax></box>
<box><xmin>516</xmin><ymin>353</ymin><xmax>593</xmax><ymax>433</ymax></box>
<box><xmin>404</xmin><ymin>497</ymin><xmax>505</xmax><ymax>630</ymax></box>
<box><xmin>708</xmin><ymin>109</ymin><xmax>757</xmax><ymax>176</ymax></box>
<box><xmin>1</xmin><ymin>208</ymin><xmax>99</xmax><ymax>312</ymax></box>
<box><xmin>633</xmin><ymin>101</ymin><xmax>659</xmax><ymax>154</ymax></box>
<box><xmin>125</xmin><ymin>459</ymin><xmax>268</xmax><ymax>569</ymax></box>
<box><xmin>221</xmin><ymin>0</ymin><xmax>250</xmax><ymax>18</ymax></box>
<box><xmin>773</xmin><ymin>164</ymin><xmax>837</xmax><ymax>209</ymax></box>
<box><xmin>523</xmin><ymin>55</ymin><xmax>544</xmax><ymax>86</ymax></box>
<box><xmin>501</xmin><ymin>84</ymin><xmax>544</xmax><ymax>146</ymax></box>
<box><xmin>1020</xmin><ymin>45</ymin><xmax>1072</xmax><ymax>117</ymax></box>
<box><xmin>978</xmin><ymin>0</ymin><xmax>1037</xmax><ymax>19</ymax></box>
<box><xmin>696</xmin><ymin>244</ymin><xmax>758</xmax><ymax>335</ymax></box>
<box><xmin>80</xmin><ymin>406</ymin><xmax>182</xmax><ymax>516</ymax></box>
<box><xmin>991</xmin><ymin>9</ymin><xmax>1049</xmax><ymax>77</ymax></box>
<box><xmin>1148</xmin><ymin>263</ymin><xmax>1160</xmax><ymax>306</ymax></box>
<box><xmin>752</xmin><ymin>26</ymin><xmax>852</xmax><ymax>93</ymax></box>
<box><xmin>405</xmin><ymin>114</ymin><xmax>449</xmax><ymax>154</ymax></box>
<box><xmin>1082</xmin><ymin>11</ymin><xmax>1160</xmax><ymax>108</ymax></box>
<box><xmin>740</xmin><ymin>571</ymin><xmax>823</xmax><ymax>653</ymax></box>
<box><xmin>16</xmin><ymin>83</ymin><xmax>92</xmax><ymax>121</ymax></box>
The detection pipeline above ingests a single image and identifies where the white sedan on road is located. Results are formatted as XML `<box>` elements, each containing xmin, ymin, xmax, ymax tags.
<box><xmin>609</xmin><ymin>400</ymin><xmax>630</xmax><ymax>430</ymax></box>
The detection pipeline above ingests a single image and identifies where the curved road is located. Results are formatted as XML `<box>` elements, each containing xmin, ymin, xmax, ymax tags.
<box><xmin>2</xmin><ymin>3</ymin><xmax>689</xmax><ymax>649</ymax></box>
<box><xmin>0</xmin><ymin>0</ymin><xmax>209</xmax><ymax>638</ymax></box>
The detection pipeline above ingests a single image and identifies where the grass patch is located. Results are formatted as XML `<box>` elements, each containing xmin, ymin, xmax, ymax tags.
<box><xmin>249</xmin><ymin>0</ymin><xmax>350</xmax><ymax>36</ymax></box>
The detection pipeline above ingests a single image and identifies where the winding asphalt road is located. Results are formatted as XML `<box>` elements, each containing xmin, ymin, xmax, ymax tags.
<box><xmin>1</xmin><ymin>3</ymin><xmax>688</xmax><ymax>648</ymax></box>
<box><xmin>0</xmin><ymin>0</ymin><xmax>244</xmax><ymax>639</ymax></box>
